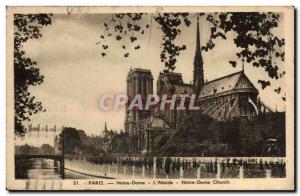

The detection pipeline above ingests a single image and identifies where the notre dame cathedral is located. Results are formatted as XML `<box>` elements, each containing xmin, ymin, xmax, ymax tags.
<box><xmin>124</xmin><ymin>17</ymin><xmax>271</xmax><ymax>153</ymax></box>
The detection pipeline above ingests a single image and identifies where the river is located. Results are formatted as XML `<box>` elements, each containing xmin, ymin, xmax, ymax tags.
<box><xmin>21</xmin><ymin>158</ymin><xmax>100</xmax><ymax>179</ymax></box>
<box><xmin>17</xmin><ymin>158</ymin><xmax>286</xmax><ymax>179</ymax></box>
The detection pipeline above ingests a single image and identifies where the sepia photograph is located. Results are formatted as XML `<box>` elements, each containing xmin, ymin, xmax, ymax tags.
<box><xmin>6</xmin><ymin>6</ymin><xmax>295</xmax><ymax>191</ymax></box>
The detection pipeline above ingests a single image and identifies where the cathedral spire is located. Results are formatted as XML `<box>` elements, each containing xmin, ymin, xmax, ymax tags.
<box><xmin>195</xmin><ymin>16</ymin><xmax>201</xmax><ymax>55</ymax></box>
<box><xmin>104</xmin><ymin>122</ymin><xmax>108</xmax><ymax>132</ymax></box>
<box><xmin>193</xmin><ymin>15</ymin><xmax>204</xmax><ymax>97</ymax></box>
<box><xmin>242</xmin><ymin>58</ymin><xmax>245</xmax><ymax>73</ymax></box>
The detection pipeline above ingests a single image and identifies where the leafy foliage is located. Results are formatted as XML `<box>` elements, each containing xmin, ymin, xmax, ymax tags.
<box><xmin>97</xmin><ymin>13</ymin><xmax>191</xmax><ymax>72</ymax></box>
<box><xmin>110</xmin><ymin>131</ymin><xmax>134</xmax><ymax>154</ymax></box>
<box><xmin>59</xmin><ymin>127</ymin><xmax>82</xmax><ymax>154</ymax></box>
<box><xmin>14</xmin><ymin>14</ymin><xmax>52</xmax><ymax>137</ymax></box>
<box><xmin>97</xmin><ymin>12</ymin><xmax>285</xmax><ymax>97</ymax></box>
<box><xmin>158</xmin><ymin>112</ymin><xmax>285</xmax><ymax>157</ymax></box>
<box><xmin>205</xmin><ymin>12</ymin><xmax>285</xmax><ymax>94</ymax></box>
<box><xmin>159</xmin><ymin>112</ymin><xmax>216</xmax><ymax>156</ymax></box>
<box><xmin>96</xmin><ymin>13</ymin><xmax>147</xmax><ymax>58</ymax></box>
<box><xmin>40</xmin><ymin>144</ymin><xmax>55</xmax><ymax>155</ymax></box>
<box><xmin>154</xmin><ymin>13</ymin><xmax>190</xmax><ymax>72</ymax></box>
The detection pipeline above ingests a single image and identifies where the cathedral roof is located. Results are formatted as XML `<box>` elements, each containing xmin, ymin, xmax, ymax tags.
<box><xmin>158</xmin><ymin>72</ymin><xmax>184</xmax><ymax>85</ymax></box>
<box><xmin>174</xmin><ymin>84</ymin><xmax>194</xmax><ymax>94</ymax></box>
<box><xmin>128</xmin><ymin>68</ymin><xmax>153</xmax><ymax>79</ymax></box>
<box><xmin>129</xmin><ymin>68</ymin><xmax>151</xmax><ymax>73</ymax></box>
<box><xmin>199</xmin><ymin>71</ymin><xmax>256</xmax><ymax>98</ymax></box>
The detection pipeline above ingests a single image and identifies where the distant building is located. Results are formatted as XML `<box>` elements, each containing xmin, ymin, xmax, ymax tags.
<box><xmin>101</xmin><ymin>122</ymin><xmax>115</xmax><ymax>153</ymax></box>
<box><xmin>21</xmin><ymin>124</ymin><xmax>61</xmax><ymax>147</ymax></box>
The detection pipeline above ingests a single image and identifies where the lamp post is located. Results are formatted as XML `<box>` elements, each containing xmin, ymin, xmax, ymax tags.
<box><xmin>61</xmin><ymin>129</ymin><xmax>65</xmax><ymax>179</ymax></box>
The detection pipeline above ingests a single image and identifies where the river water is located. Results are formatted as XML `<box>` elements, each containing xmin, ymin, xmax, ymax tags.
<box><xmin>24</xmin><ymin>159</ymin><xmax>98</xmax><ymax>179</ymax></box>
<box><xmin>19</xmin><ymin>158</ymin><xmax>286</xmax><ymax>179</ymax></box>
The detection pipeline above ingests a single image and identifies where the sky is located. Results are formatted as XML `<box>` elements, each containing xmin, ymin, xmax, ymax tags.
<box><xmin>21</xmin><ymin>13</ymin><xmax>285</xmax><ymax>136</ymax></box>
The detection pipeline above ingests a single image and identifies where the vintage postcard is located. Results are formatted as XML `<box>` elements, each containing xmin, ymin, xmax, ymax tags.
<box><xmin>6</xmin><ymin>6</ymin><xmax>295</xmax><ymax>191</ymax></box>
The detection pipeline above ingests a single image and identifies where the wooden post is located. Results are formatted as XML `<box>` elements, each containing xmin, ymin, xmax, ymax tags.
<box><xmin>266</xmin><ymin>169</ymin><xmax>272</xmax><ymax>178</ymax></box>
<box><xmin>28</xmin><ymin>180</ymin><xmax>33</xmax><ymax>190</ymax></box>
<box><xmin>142</xmin><ymin>165</ymin><xmax>145</xmax><ymax>178</ymax></box>
<box><xmin>239</xmin><ymin>165</ymin><xmax>244</xmax><ymax>179</ymax></box>
<box><xmin>217</xmin><ymin>162</ymin><xmax>221</xmax><ymax>178</ymax></box>
<box><xmin>180</xmin><ymin>159</ymin><xmax>184</xmax><ymax>179</ymax></box>
<box><xmin>61</xmin><ymin>129</ymin><xmax>65</xmax><ymax>179</ymax></box>
<box><xmin>115</xmin><ymin>163</ymin><xmax>118</xmax><ymax>176</ymax></box>
<box><xmin>25</xmin><ymin>180</ymin><xmax>30</xmax><ymax>190</ymax></box>
<box><xmin>153</xmin><ymin>157</ymin><xmax>157</xmax><ymax>179</ymax></box>
<box><xmin>132</xmin><ymin>158</ymin><xmax>135</xmax><ymax>178</ymax></box>
<box><xmin>60</xmin><ymin>158</ymin><xmax>64</xmax><ymax>179</ymax></box>
<box><xmin>197</xmin><ymin>166</ymin><xmax>201</xmax><ymax>179</ymax></box>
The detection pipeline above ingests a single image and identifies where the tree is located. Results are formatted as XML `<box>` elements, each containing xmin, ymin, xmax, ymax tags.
<box><xmin>159</xmin><ymin>112</ymin><xmax>215</xmax><ymax>156</ymax></box>
<box><xmin>158</xmin><ymin>112</ymin><xmax>285</xmax><ymax>156</ymax></box>
<box><xmin>97</xmin><ymin>12</ymin><xmax>285</xmax><ymax>98</ymax></box>
<box><xmin>14</xmin><ymin>14</ymin><xmax>52</xmax><ymax>137</ymax></box>
<box><xmin>59</xmin><ymin>127</ymin><xmax>82</xmax><ymax>154</ymax></box>
<box><xmin>81</xmin><ymin>144</ymin><xmax>105</xmax><ymax>156</ymax></box>
<box><xmin>220</xmin><ymin>118</ymin><xmax>241</xmax><ymax>153</ymax></box>
<box><xmin>152</xmin><ymin>133</ymin><xmax>170</xmax><ymax>155</ymax></box>
<box><xmin>205</xmin><ymin>13</ymin><xmax>285</xmax><ymax>98</ymax></box>
<box><xmin>40</xmin><ymin>144</ymin><xmax>55</xmax><ymax>155</ymax></box>
<box><xmin>97</xmin><ymin>13</ymin><xmax>191</xmax><ymax>72</ymax></box>
<box><xmin>15</xmin><ymin>144</ymin><xmax>31</xmax><ymax>154</ymax></box>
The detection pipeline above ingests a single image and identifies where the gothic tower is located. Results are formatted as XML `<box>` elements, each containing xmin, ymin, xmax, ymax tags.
<box><xmin>124</xmin><ymin>68</ymin><xmax>153</xmax><ymax>136</ymax></box>
<box><xmin>193</xmin><ymin>15</ymin><xmax>204</xmax><ymax>97</ymax></box>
